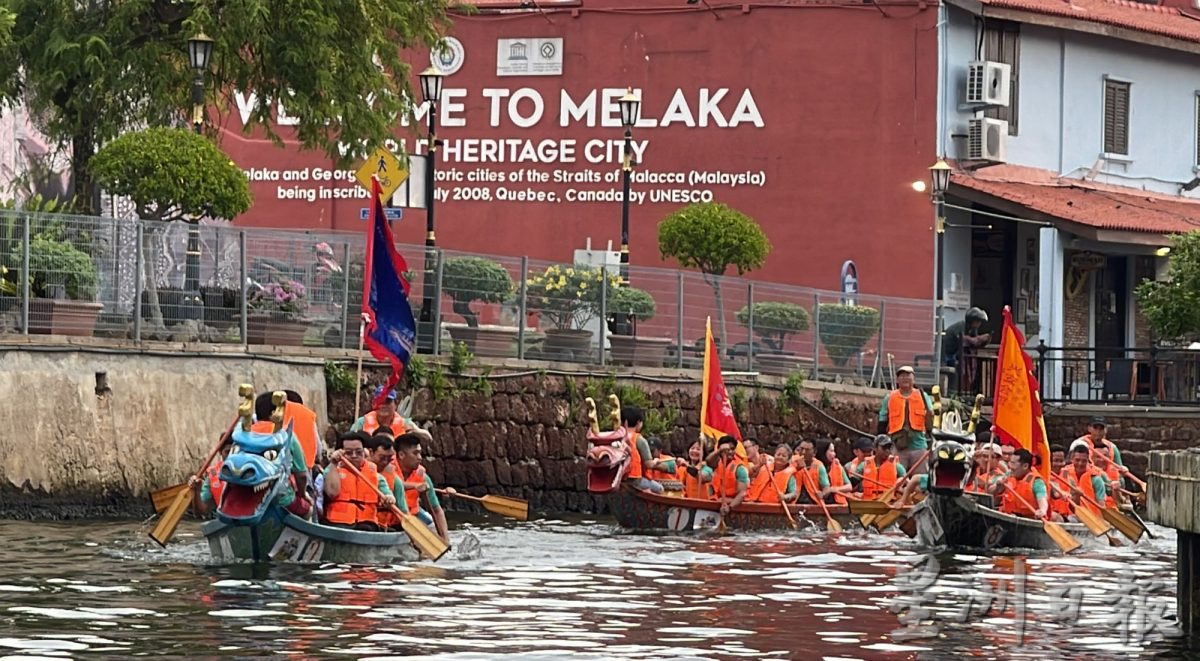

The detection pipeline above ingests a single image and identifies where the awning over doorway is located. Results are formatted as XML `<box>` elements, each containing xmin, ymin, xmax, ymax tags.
<box><xmin>948</xmin><ymin>164</ymin><xmax>1200</xmax><ymax>243</ymax></box>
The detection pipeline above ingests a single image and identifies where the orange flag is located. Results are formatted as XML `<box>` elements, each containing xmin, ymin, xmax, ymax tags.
<box><xmin>991</xmin><ymin>305</ymin><xmax>1051</xmax><ymax>481</ymax></box>
<box><xmin>700</xmin><ymin>317</ymin><xmax>746</xmax><ymax>458</ymax></box>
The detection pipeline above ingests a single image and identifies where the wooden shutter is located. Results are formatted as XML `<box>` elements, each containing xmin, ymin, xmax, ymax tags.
<box><xmin>983</xmin><ymin>22</ymin><xmax>1020</xmax><ymax>135</ymax></box>
<box><xmin>1103</xmin><ymin>79</ymin><xmax>1130</xmax><ymax>156</ymax></box>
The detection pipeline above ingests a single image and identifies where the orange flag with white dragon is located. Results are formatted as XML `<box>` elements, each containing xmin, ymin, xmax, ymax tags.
<box><xmin>700</xmin><ymin>317</ymin><xmax>746</xmax><ymax>458</ymax></box>
<box><xmin>991</xmin><ymin>305</ymin><xmax>1051</xmax><ymax>481</ymax></box>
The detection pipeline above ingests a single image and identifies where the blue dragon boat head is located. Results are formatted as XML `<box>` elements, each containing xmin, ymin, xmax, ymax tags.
<box><xmin>216</xmin><ymin>389</ymin><xmax>295</xmax><ymax>526</ymax></box>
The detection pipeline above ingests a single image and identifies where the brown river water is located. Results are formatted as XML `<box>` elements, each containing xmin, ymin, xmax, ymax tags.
<box><xmin>0</xmin><ymin>515</ymin><xmax>1191</xmax><ymax>659</ymax></box>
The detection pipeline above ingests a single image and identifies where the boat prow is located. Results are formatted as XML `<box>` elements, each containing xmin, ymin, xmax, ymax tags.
<box><xmin>913</xmin><ymin>493</ymin><xmax>1116</xmax><ymax>552</ymax></box>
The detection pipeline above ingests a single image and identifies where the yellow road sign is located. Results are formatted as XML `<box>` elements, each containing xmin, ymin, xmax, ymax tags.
<box><xmin>354</xmin><ymin>147</ymin><xmax>409</xmax><ymax>201</ymax></box>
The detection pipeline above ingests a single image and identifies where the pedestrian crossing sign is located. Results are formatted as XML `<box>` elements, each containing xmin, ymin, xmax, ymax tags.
<box><xmin>354</xmin><ymin>147</ymin><xmax>408</xmax><ymax>201</ymax></box>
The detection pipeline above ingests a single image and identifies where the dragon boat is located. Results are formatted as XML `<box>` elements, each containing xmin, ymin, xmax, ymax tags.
<box><xmin>199</xmin><ymin>387</ymin><xmax>422</xmax><ymax>564</ymax></box>
<box><xmin>583</xmin><ymin>394</ymin><xmax>853</xmax><ymax>532</ymax></box>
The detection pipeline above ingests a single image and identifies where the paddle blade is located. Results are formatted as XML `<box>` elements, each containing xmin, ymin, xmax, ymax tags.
<box><xmin>479</xmin><ymin>495</ymin><xmax>529</xmax><ymax>522</ymax></box>
<box><xmin>399</xmin><ymin>512</ymin><xmax>450</xmax><ymax>561</ymax></box>
<box><xmin>873</xmin><ymin>508</ymin><xmax>905</xmax><ymax>532</ymax></box>
<box><xmin>149</xmin><ymin>488</ymin><xmax>191</xmax><ymax>547</ymax></box>
<box><xmin>1073</xmin><ymin>505</ymin><xmax>1112</xmax><ymax>537</ymax></box>
<box><xmin>1043</xmin><ymin>521</ymin><xmax>1082</xmax><ymax>553</ymax></box>
<box><xmin>848</xmin><ymin>500</ymin><xmax>894</xmax><ymax>516</ymax></box>
<box><xmin>1102</xmin><ymin>507</ymin><xmax>1144</xmax><ymax>543</ymax></box>
<box><xmin>826</xmin><ymin>516</ymin><xmax>843</xmax><ymax>533</ymax></box>
<box><xmin>151</xmin><ymin>483</ymin><xmax>189</xmax><ymax>515</ymax></box>
<box><xmin>898</xmin><ymin>515</ymin><xmax>918</xmax><ymax>538</ymax></box>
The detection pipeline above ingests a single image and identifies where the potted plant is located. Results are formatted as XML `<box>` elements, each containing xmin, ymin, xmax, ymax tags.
<box><xmin>816</xmin><ymin>303</ymin><xmax>881</xmax><ymax>369</ymax></box>
<box><xmin>525</xmin><ymin>263</ymin><xmax>620</xmax><ymax>358</ymax></box>
<box><xmin>26</xmin><ymin>234</ymin><xmax>103</xmax><ymax>336</ymax></box>
<box><xmin>246</xmin><ymin>278</ymin><xmax>309</xmax><ymax>346</ymax></box>
<box><xmin>607</xmin><ymin>286</ymin><xmax>669</xmax><ymax>366</ymax></box>
<box><xmin>736</xmin><ymin>301</ymin><xmax>813</xmax><ymax>375</ymax></box>
<box><xmin>441</xmin><ymin>256</ymin><xmax>518</xmax><ymax>357</ymax></box>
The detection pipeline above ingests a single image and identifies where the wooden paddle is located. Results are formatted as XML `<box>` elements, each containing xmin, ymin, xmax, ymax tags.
<box><xmin>436</xmin><ymin>489</ymin><xmax>529</xmax><ymax>521</ymax></box>
<box><xmin>848</xmin><ymin>499</ymin><xmax>903</xmax><ymax>516</ymax></box>
<box><xmin>1000</xmin><ymin>481</ymin><xmax>1081</xmax><ymax>553</ymax></box>
<box><xmin>151</xmin><ymin>482</ymin><xmax>190</xmax><ymax>514</ymax></box>
<box><xmin>1051</xmin><ymin>471</ymin><xmax>1143</xmax><ymax>543</ymax></box>
<box><xmin>797</xmin><ymin>464</ymin><xmax>840</xmax><ymax>533</ymax></box>
<box><xmin>338</xmin><ymin>458</ymin><xmax>449</xmax><ymax>561</ymax></box>
<box><xmin>761</xmin><ymin>463</ymin><xmax>799</xmax><ymax>530</ymax></box>
<box><xmin>149</xmin><ymin>384</ymin><xmax>254</xmax><ymax>547</ymax></box>
<box><xmin>1047</xmin><ymin>473</ymin><xmax>1111</xmax><ymax>537</ymax></box>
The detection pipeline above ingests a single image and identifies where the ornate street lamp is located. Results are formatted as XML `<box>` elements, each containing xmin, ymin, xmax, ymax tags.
<box><xmin>183</xmin><ymin>32</ymin><xmax>214</xmax><ymax>310</ymax></box>
<box><xmin>417</xmin><ymin>67</ymin><xmax>445</xmax><ymax>349</ymax></box>
<box><xmin>929</xmin><ymin>158</ymin><xmax>952</xmax><ymax>378</ymax></box>
<box><xmin>618</xmin><ymin>88</ymin><xmax>640</xmax><ymax>286</ymax></box>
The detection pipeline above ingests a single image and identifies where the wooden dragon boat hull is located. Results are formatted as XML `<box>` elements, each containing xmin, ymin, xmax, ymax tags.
<box><xmin>201</xmin><ymin>514</ymin><xmax>421</xmax><ymax>564</ymax></box>
<box><xmin>606</xmin><ymin>482</ymin><xmax>854</xmax><ymax>532</ymax></box>
<box><xmin>912</xmin><ymin>493</ymin><xmax>1100</xmax><ymax>552</ymax></box>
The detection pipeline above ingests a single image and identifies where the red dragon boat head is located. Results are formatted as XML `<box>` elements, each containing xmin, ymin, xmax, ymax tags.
<box><xmin>585</xmin><ymin>394</ymin><xmax>629</xmax><ymax>494</ymax></box>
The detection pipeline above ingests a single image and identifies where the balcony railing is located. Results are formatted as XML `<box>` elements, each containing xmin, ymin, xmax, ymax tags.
<box><xmin>0</xmin><ymin>209</ymin><xmax>935</xmax><ymax>383</ymax></box>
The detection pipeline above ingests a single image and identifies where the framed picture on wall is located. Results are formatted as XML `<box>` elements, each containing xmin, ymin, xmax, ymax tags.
<box><xmin>1019</xmin><ymin>268</ymin><xmax>1031</xmax><ymax>295</ymax></box>
<box><xmin>1016</xmin><ymin>297</ymin><xmax>1028</xmax><ymax>323</ymax></box>
<box><xmin>1026</xmin><ymin>239</ymin><xmax>1036</xmax><ymax>266</ymax></box>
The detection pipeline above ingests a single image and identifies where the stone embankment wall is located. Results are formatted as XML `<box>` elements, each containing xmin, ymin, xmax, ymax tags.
<box><xmin>0</xmin><ymin>342</ymin><xmax>327</xmax><ymax>519</ymax></box>
<box><xmin>329</xmin><ymin>367</ymin><xmax>883</xmax><ymax>514</ymax></box>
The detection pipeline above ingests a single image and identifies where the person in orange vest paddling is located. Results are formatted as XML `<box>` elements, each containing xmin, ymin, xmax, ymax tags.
<box><xmin>706</xmin><ymin>435</ymin><xmax>750</xmax><ymax>516</ymax></box>
<box><xmin>876</xmin><ymin>365</ymin><xmax>934</xmax><ymax>475</ymax></box>
<box><xmin>853</xmin><ymin>434</ymin><xmax>908</xmax><ymax>499</ymax></box>
<box><xmin>814</xmin><ymin>439</ymin><xmax>853</xmax><ymax>505</ymax></box>
<box><xmin>190</xmin><ymin>436</ymin><xmax>233</xmax><ymax>517</ymax></box>
<box><xmin>366</xmin><ymin>433</ymin><xmax>412</xmax><ymax>532</ymax></box>
<box><xmin>393</xmin><ymin>432</ymin><xmax>453</xmax><ymax>546</ymax></box>
<box><xmin>621</xmin><ymin>406</ymin><xmax>666</xmax><ymax>494</ymax></box>
<box><xmin>990</xmin><ymin>449</ymin><xmax>1053</xmax><ymax>521</ymax></box>
<box><xmin>1059</xmin><ymin>444</ymin><xmax>1109</xmax><ymax>517</ymax></box>
<box><xmin>323</xmin><ymin>434</ymin><xmax>397</xmax><ymax>531</ymax></box>
<box><xmin>675</xmin><ymin>440</ymin><xmax>714</xmax><ymax>500</ymax></box>
<box><xmin>750</xmin><ymin>442</ymin><xmax>797</xmax><ymax>504</ymax></box>
<box><xmin>791</xmin><ymin>438</ymin><xmax>830</xmax><ymax>505</ymax></box>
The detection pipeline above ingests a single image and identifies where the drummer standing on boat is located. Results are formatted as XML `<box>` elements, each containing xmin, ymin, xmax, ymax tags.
<box><xmin>876</xmin><ymin>365</ymin><xmax>934</xmax><ymax>475</ymax></box>
<box><xmin>352</xmin><ymin>387</ymin><xmax>421</xmax><ymax>437</ymax></box>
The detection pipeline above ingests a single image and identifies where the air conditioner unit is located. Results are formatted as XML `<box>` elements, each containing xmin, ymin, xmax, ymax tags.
<box><xmin>968</xmin><ymin>117</ymin><xmax>1008</xmax><ymax>162</ymax></box>
<box><xmin>966</xmin><ymin>61</ymin><xmax>1012</xmax><ymax>107</ymax></box>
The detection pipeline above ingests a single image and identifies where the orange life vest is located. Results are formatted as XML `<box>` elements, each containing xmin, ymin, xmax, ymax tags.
<box><xmin>1060</xmin><ymin>465</ymin><xmax>1103</xmax><ymax>515</ymax></box>
<box><xmin>626</xmin><ymin>431</ymin><xmax>644</xmax><ymax>480</ymax></box>
<box><xmin>285</xmin><ymin>401</ymin><xmax>320</xmax><ymax>470</ymax></box>
<box><xmin>756</xmin><ymin>465</ymin><xmax>795</xmax><ymax>505</ymax></box>
<box><xmin>678</xmin><ymin>464</ymin><xmax>711</xmax><ymax>500</ymax></box>
<box><xmin>827</xmin><ymin>460</ymin><xmax>848</xmax><ymax>506</ymax></box>
<box><xmin>646</xmin><ymin>455</ymin><xmax>678</xmax><ymax>482</ymax></box>
<box><xmin>860</xmin><ymin>456</ymin><xmax>899</xmax><ymax>500</ymax></box>
<box><xmin>362</xmin><ymin>411</ymin><xmax>409</xmax><ymax>436</ymax></box>
<box><xmin>999</xmin><ymin>473</ymin><xmax>1041</xmax><ymax>518</ymax></box>
<box><xmin>967</xmin><ymin>467</ymin><xmax>1004</xmax><ymax>494</ymax></box>
<box><xmin>1100</xmin><ymin>463</ymin><xmax>1121</xmax><ymax>507</ymax></box>
<box><xmin>398</xmin><ymin>464</ymin><xmax>428</xmax><ymax>514</ymax></box>
<box><xmin>325</xmin><ymin>461</ymin><xmax>381</xmax><ymax>525</ymax></box>
<box><xmin>789</xmin><ymin>461</ymin><xmax>824</xmax><ymax>503</ymax></box>
<box><xmin>712</xmin><ymin>457</ymin><xmax>748</xmax><ymax>499</ymax></box>
<box><xmin>376</xmin><ymin>465</ymin><xmax>401</xmax><ymax>529</ymax></box>
<box><xmin>206</xmin><ymin>464</ymin><xmax>224</xmax><ymax>506</ymax></box>
<box><xmin>886</xmin><ymin>389</ymin><xmax>928</xmax><ymax>435</ymax></box>
<box><xmin>1048</xmin><ymin>480</ymin><xmax>1073</xmax><ymax>518</ymax></box>
<box><xmin>745</xmin><ymin>463</ymin><xmax>774</xmax><ymax>502</ymax></box>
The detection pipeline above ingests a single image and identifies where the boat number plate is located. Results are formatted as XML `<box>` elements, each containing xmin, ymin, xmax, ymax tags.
<box><xmin>692</xmin><ymin>509</ymin><xmax>720</xmax><ymax>530</ymax></box>
<box><xmin>983</xmin><ymin>524</ymin><xmax>1005</xmax><ymax>549</ymax></box>
<box><xmin>667</xmin><ymin>507</ymin><xmax>690</xmax><ymax>531</ymax></box>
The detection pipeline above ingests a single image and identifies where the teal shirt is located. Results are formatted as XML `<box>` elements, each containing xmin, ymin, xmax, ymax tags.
<box><xmin>734</xmin><ymin>464</ymin><xmax>750</xmax><ymax>485</ymax></box>
<box><xmin>878</xmin><ymin>391</ymin><xmax>935</xmax><ymax>450</ymax></box>
<box><xmin>384</xmin><ymin>472</ymin><xmax>410</xmax><ymax>514</ymax></box>
<box><xmin>656</xmin><ymin>458</ymin><xmax>678</xmax><ymax>475</ymax></box>
<box><xmin>784</xmin><ymin>475</ymin><xmax>797</xmax><ymax>495</ymax></box>
<box><xmin>1063</xmin><ymin>470</ymin><xmax>1108</xmax><ymax>502</ymax></box>
<box><xmin>1031</xmin><ymin>477</ymin><xmax>1047</xmax><ymax>501</ymax></box>
<box><xmin>635</xmin><ymin>437</ymin><xmax>653</xmax><ymax>468</ymax></box>
<box><xmin>814</xmin><ymin>463</ymin><xmax>830</xmax><ymax>489</ymax></box>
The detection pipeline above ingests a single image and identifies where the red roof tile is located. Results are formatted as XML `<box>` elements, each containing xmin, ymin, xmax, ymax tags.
<box><xmin>950</xmin><ymin>164</ymin><xmax>1200</xmax><ymax>234</ymax></box>
<box><xmin>974</xmin><ymin>0</ymin><xmax>1200</xmax><ymax>45</ymax></box>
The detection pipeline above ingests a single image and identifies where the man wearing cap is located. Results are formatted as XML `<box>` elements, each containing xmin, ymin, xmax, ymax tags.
<box><xmin>1070</xmin><ymin>417</ymin><xmax>1124</xmax><ymax>468</ymax></box>
<box><xmin>877</xmin><ymin>365</ymin><xmax>934</xmax><ymax>475</ymax></box>
<box><xmin>846</xmin><ymin>436</ymin><xmax>874</xmax><ymax>482</ymax></box>
<box><xmin>352</xmin><ymin>386</ymin><xmax>419</xmax><ymax>437</ymax></box>
<box><xmin>853</xmin><ymin>434</ymin><xmax>907</xmax><ymax>500</ymax></box>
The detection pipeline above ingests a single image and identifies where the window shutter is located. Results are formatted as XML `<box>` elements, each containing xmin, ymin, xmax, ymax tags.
<box><xmin>1104</xmin><ymin>80</ymin><xmax>1130</xmax><ymax>156</ymax></box>
<box><xmin>983</xmin><ymin>22</ymin><xmax>1020</xmax><ymax>135</ymax></box>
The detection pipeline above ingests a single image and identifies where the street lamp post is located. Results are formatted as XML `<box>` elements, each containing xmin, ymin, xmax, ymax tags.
<box><xmin>929</xmin><ymin>158</ymin><xmax>952</xmax><ymax>380</ymax></box>
<box><xmin>617</xmin><ymin>88</ymin><xmax>640</xmax><ymax>286</ymax></box>
<box><xmin>417</xmin><ymin>67</ymin><xmax>444</xmax><ymax>350</ymax></box>
<box><xmin>184</xmin><ymin>33</ymin><xmax>214</xmax><ymax>311</ymax></box>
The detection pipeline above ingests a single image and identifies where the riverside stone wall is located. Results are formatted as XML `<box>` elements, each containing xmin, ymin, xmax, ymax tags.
<box><xmin>328</xmin><ymin>368</ymin><xmax>883</xmax><ymax>514</ymax></box>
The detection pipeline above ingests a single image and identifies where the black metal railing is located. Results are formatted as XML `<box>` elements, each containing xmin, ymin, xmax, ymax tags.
<box><xmin>946</xmin><ymin>343</ymin><xmax>1200</xmax><ymax>406</ymax></box>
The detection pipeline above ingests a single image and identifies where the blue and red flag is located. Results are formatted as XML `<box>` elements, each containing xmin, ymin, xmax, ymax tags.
<box><xmin>362</xmin><ymin>176</ymin><xmax>417</xmax><ymax>408</ymax></box>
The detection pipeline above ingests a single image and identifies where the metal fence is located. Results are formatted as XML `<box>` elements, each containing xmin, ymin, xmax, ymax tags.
<box><xmin>0</xmin><ymin>209</ymin><xmax>935</xmax><ymax>384</ymax></box>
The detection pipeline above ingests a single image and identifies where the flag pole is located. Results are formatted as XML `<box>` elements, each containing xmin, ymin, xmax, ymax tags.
<box><xmin>354</xmin><ymin>314</ymin><xmax>367</xmax><ymax>421</ymax></box>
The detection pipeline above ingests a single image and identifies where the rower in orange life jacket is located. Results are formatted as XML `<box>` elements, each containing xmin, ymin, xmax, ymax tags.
<box><xmin>749</xmin><ymin>441</ymin><xmax>798</xmax><ymax>504</ymax></box>
<box><xmin>393</xmin><ymin>432</ymin><xmax>454</xmax><ymax>546</ymax></box>
<box><xmin>790</xmin><ymin>439</ymin><xmax>832</xmax><ymax>504</ymax></box>
<box><xmin>365</xmin><ymin>434</ymin><xmax>410</xmax><ymax>531</ymax></box>
<box><xmin>1046</xmin><ymin>445</ymin><xmax>1073</xmax><ymax>520</ymax></box>
<box><xmin>247</xmin><ymin>392</ymin><xmax>313</xmax><ymax>518</ymax></box>
<box><xmin>323</xmin><ymin>435</ymin><xmax>397</xmax><ymax>531</ymax></box>
<box><xmin>853</xmin><ymin>435</ymin><xmax>908</xmax><ymax>499</ymax></box>
<box><xmin>816</xmin><ymin>439</ymin><xmax>853</xmax><ymax>505</ymax></box>
<box><xmin>1058</xmin><ymin>444</ymin><xmax>1109</xmax><ymax>517</ymax></box>
<box><xmin>966</xmin><ymin>444</ymin><xmax>1006</xmax><ymax>495</ymax></box>
<box><xmin>845</xmin><ymin>436</ymin><xmax>874</xmax><ymax>477</ymax></box>
<box><xmin>246</xmin><ymin>390</ymin><xmax>323</xmax><ymax>472</ymax></box>
<box><xmin>705</xmin><ymin>435</ymin><xmax>751</xmax><ymax>516</ymax></box>
<box><xmin>675</xmin><ymin>440</ymin><xmax>714</xmax><ymax>500</ymax></box>
<box><xmin>190</xmin><ymin>440</ymin><xmax>233</xmax><ymax>517</ymax></box>
<box><xmin>621</xmin><ymin>406</ymin><xmax>669</xmax><ymax>494</ymax></box>
<box><xmin>644</xmin><ymin>437</ymin><xmax>680</xmax><ymax>484</ymax></box>
<box><xmin>1092</xmin><ymin>445</ymin><xmax>1124</xmax><ymax>508</ymax></box>
<box><xmin>742</xmin><ymin>439</ymin><xmax>775</xmax><ymax>502</ymax></box>
<box><xmin>990</xmin><ymin>448</ymin><xmax>1050</xmax><ymax>520</ymax></box>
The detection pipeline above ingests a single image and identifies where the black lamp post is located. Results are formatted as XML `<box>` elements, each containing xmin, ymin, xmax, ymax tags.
<box><xmin>929</xmin><ymin>158</ymin><xmax>951</xmax><ymax>375</ymax></box>
<box><xmin>618</xmin><ymin>88</ymin><xmax>640</xmax><ymax>286</ymax></box>
<box><xmin>417</xmin><ymin>67</ymin><xmax>444</xmax><ymax>346</ymax></box>
<box><xmin>183</xmin><ymin>32</ymin><xmax>214</xmax><ymax>308</ymax></box>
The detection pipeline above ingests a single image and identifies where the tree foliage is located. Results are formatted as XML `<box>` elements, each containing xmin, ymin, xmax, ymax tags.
<box><xmin>442</xmin><ymin>256</ymin><xmax>514</xmax><ymax>328</ymax></box>
<box><xmin>736</xmin><ymin>301</ymin><xmax>810</xmax><ymax>352</ymax></box>
<box><xmin>90</xmin><ymin>128</ymin><xmax>251</xmax><ymax>221</ymax></box>
<box><xmin>0</xmin><ymin>0</ymin><xmax>454</xmax><ymax>211</ymax></box>
<box><xmin>816</xmin><ymin>304</ymin><xmax>880</xmax><ymax>367</ymax></box>
<box><xmin>658</xmin><ymin>202</ymin><xmax>771</xmax><ymax>342</ymax></box>
<box><xmin>1135</xmin><ymin>231</ymin><xmax>1200</xmax><ymax>341</ymax></box>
